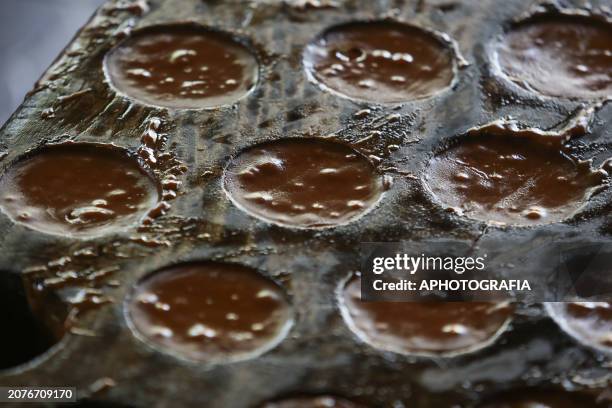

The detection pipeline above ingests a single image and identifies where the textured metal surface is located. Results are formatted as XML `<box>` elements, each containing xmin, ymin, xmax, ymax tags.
<box><xmin>0</xmin><ymin>0</ymin><xmax>610</xmax><ymax>407</ymax></box>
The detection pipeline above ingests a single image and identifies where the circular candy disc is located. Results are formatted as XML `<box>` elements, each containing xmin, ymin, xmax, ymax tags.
<box><xmin>126</xmin><ymin>262</ymin><xmax>293</xmax><ymax>363</ymax></box>
<box><xmin>339</xmin><ymin>276</ymin><xmax>513</xmax><ymax>356</ymax></box>
<box><xmin>0</xmin><ymin>142</ymin><xmax>160</xmax><ymax>237</ymax></box>
<box><xmin>546</xmin><ymin>302</ymin><xmax>612</xmax><ymax>354</ymax></box>
<box><xmin>261</xmin><ymin>396</ymin><xmax>364</xmax><ymax>408</ymax></box>
<box><xmin>104</xmin><ymin>24</ymin><xmax>259</xmax><ymax>109</ymax></box>
<box><xmin>223</xmin><ymin>139</ymin><xmax>384</xmax><ymax>229</ymax></box>
<box><xmin>304</xmin><ymin>21</ymin><xmax>457</xmax><ymax>103</ymax></box>
<box><xmin>424</xmin><ymin>130</ymin><xmax>606</xmax><ymax>226</ymax></box>
<box><xmin>495</xmin><ymin>14</ymin><xmax>612</xmax><ymax>99</ymax></box>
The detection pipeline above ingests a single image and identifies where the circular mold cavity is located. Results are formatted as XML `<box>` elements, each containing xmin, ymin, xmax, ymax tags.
<box><xmin>223</xmin><ymin>138</ymin><xmax>385</xmax><ymax>229</ymax></box>
<box><xmin>0</xmin><ymin>142</ymin><xmax>161</xmax><ymax>238</ymax></box>
<box><xmin>104</xmin><ymin>23</ymin><xmax>259</xmax><ymax>109</ymax></box>
<box><xmin>303</xmin><ymin>21</ymin><xmax>457</xmax><ymax>103</ymax></box>
<box><xmin>476</xmin><ymin>388</ymin><xmax>606</xmax><ymax>407</ymax></box>
<box><xmin>125</xmin><ymin>262</ymin><xmax>293</xmax><ymax>363</ymax></box>
<box><xmin>339</xmin><ymin>276</ymin><xmax>514</xmax><ymax>357</ymax></box>
<box><xmin>423</xmin><ymin>129</ymin><xmax>607</xmax><ymax>226</ymax></box>
<box><xmin>260</xmin><ymin>396</ymin><xmax>365</xmax><ymax>408</ymax></box>
<box><xmin>546</xmin><ymin>302</ymin><xmax>612</xmax><ymax>354</ymax></box>
<box><xmin>0</xmin><ymin>271</ymin><xmax>66</xmax><ymax>371</ymax></box>
<box><xmin>494</xmin><ymin>13</ymin><xmax>612</xmax><ymax>99</ymax></box>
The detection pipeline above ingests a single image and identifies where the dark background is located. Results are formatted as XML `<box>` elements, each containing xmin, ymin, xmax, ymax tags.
<box><xmin>0</xmin><ymin>0</ymin><xmax>105</xmax><ymax>126</ymax></box>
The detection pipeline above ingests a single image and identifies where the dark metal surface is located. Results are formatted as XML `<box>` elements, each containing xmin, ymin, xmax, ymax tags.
<box><xmin>0</xmin><ymin>0</ymin><xmax>610</xmax><ymax>407</ymax></box>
